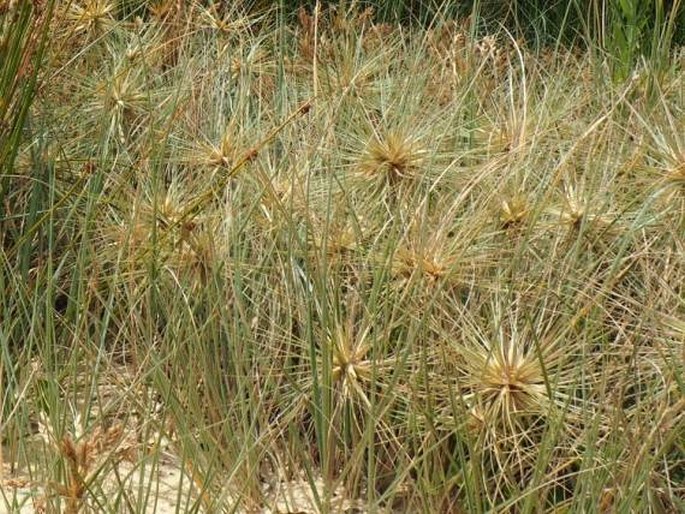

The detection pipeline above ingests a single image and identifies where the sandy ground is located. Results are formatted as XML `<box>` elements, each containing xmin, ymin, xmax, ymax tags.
<box><xmin>1</xmin><ymin>459</ymin><xmax>190</xmax><ymax>513</ymax></box>
<box><xmin>1</xmin><ymin>364</ymin><xmax>370</xmax><ymax>513</ymax></box>
<box><xmin>2</xmin><ymin>451</ymin><xmax>367</xmax><ymax>513</ymax></box>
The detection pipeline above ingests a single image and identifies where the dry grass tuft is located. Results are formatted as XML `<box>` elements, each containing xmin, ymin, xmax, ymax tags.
<box><xmin>3</xmin><ymin>3</ymin><xmax>684</xmax><ymax>513</ymax></box>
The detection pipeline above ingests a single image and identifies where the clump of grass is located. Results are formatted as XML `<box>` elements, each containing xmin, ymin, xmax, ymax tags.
<box><xmin>2</xmin><ymin>2</ymin><xmax>685</xmax><ymax>513</ymax></box>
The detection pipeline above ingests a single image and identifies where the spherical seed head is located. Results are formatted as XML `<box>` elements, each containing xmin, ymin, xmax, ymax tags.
<box><xmin>359</xmin><ymin>131</ymin><xmax>427</xmax><ymax>184</ymax></box>
<box><xmin>477</xmin><ymin>346</ymin><xmax>547</xmax><ymax>420</ymax></box>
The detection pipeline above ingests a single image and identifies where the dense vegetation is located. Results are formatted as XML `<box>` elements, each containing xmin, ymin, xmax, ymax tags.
<box><xmin>1</xmin><ymin>1</ymin><xmax>684</xmax><ymax>512</ymax></box>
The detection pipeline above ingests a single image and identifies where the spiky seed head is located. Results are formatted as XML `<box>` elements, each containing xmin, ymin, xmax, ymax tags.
<box><xmin>189</xmin><ymin>126</ymin><xmax>240</xmax><ymax>170</ymax></box>
<box><xmin>67</xmin><ymin>0</ymin><xmax>114</xmax><ymax>37</ymax></box>
<box><xmin>359</xmin><ymin>131</ymin><xmax>427</xmax><ymax>185</ymax></box>
<box><xmin>477</xmin><ymin>346</ymin><xmax>547</xmax><ymax>420</ymax></box>
<box><xmin>547</xmin><ymin>185</ymin><xmax>615</xmax><ymax>233</ymax></box>
<box><xmin>392</xmin><ymin>246</ymin><xmax>448</xmax><ymax>282</ymax></box>
<box><xmin>327</xmin><ymin>325</ymin><xmax>373</xmax><ymax>409</ymax></box>
<box><xmin>498</xmin><ymin>193</ymin><xmax>529</xmax><ymax>228</ymax></box>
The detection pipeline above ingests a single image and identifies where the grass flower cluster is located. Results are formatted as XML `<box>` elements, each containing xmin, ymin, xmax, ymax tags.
<box><xmin>1</xmin><ymin>2</ymin><xmax>684</xmax><ymax>512</ymax></box>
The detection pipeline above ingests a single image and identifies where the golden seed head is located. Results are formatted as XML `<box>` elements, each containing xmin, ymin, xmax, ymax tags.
<box><xmin>359</xmin><ymin>131</ymin><xmax>427</xmax><ymax>183</ymax></box>
<box><xmin>498</xmin><ymin>194</ymin><xmax>529</xmax><ymax>227</ymax></box>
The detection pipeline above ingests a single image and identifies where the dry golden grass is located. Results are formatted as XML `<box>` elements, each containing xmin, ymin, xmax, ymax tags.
<box><xmin>2</xmin><ymin>2</ymin><xmax>684</xmax><ymax>512</ymax></box>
